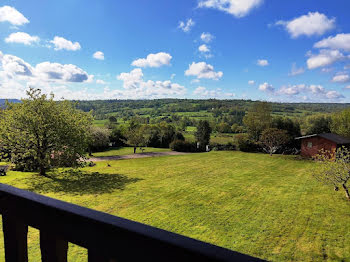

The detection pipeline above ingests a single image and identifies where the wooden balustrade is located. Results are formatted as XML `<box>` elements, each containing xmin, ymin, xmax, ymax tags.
<box><xmin>0</xmin><ymin>183</ymin><xmax>263</xmax><ymax>261</ymax></box>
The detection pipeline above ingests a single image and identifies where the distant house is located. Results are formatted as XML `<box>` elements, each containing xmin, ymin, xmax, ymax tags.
<box><xmin>295</xmin><ymin>133</ymin><xmax>350</xmax><ymax>158</ymax></box>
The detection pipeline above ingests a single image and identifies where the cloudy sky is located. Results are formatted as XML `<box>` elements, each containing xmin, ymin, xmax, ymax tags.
<box><xmin>1</xmin><ymin>0</ymin><xmax>350</xmax><ymax>102</ymax></box>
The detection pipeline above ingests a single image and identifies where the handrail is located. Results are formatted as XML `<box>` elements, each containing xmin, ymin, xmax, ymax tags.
<box><xmin>0</xmin><ymin>183</ymin><xmax>263</xmax><ymax>261</ymax></box>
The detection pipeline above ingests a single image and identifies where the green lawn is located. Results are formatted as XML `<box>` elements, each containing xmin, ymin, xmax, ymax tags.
<box><xmin>0</xmin><ymin>152</ymin><xmax>349</xmax><ymax>261</ymax></box>
<box><xmin>91</xmin><ymin>147</ymin><xmax>170</xmax><ymax>157</ymax></box>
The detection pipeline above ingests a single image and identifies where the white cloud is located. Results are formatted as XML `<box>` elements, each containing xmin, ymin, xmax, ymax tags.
<box><xmin>259</xmin><ymin>82</ymin><xmax>274</xmax><ymax>92</ymax></box>
<box><xmin>248</xmin><ymin>80</ymin><xmax>255</xmax><ymax>85</ymax></box>
<box><xmin>257</xmin><ymin>59</ymin><xmax>269</xmax><ymax>66</ymax></box>
<box><xmin>0</xmin><ymin>6</ymin><xmax>29</xmax><ymax>26</ymax></box>
<box><xmin>93</xmin><ymin>51</ymin><xmax>104</xmax><ymax>60</ymax></box>
<box><xmin>198</xmin><ymin>44</ymin><xmax>210</xmax><ymax>53</ymax></box>
<box><xmin>289</xmin><ymin>63</ymin><xmax>305</xmax><ymax>76</ymax></box>
<box><xmin>314</xmin><ymin>33</ymin><xmax>350</xmax><ymax>52</ymax></box>
<box><xmin>1</xmin><ymin>54</ymin><xmax>34</xmax><ymax>77</ymax></box>
<box><xmin>198</xmin><ymin>0</ymin><xmax>263</xmax><ymax>18</ymax></box>
<box><xmin>307</xmin><ymin>49</ymin><xmax>348</xmax><ymax>69</ymax></box>
<box><xmin>278</xmin><ymin>84</ymin><xmax>306</xmax><ymax>96</ymax></box>
<box><xmin>325</xmin><ymin>90</ymin><xmax>344</xmax><ymax>99</ymax></box>
<box><xmin>50</xmin><ymin>36</ymin><xmax>81</xmax><ymax>51</ymax></box>
<box><xmin>193</xmin><ymin>86</ymin><xmax>234</xmax><ymax>98</ymax></box>
<box><xmin>191</xmin><ymin>79</ymin><xmax>200</xmax><ymax>84</ymax></box>
<box><xmin>201</xmin><ymin>32</ymin><xmax>214</xmax><ymax>43</ymax></box>
<box><xmin>117</xmin><ymin>68</ymin><xmax>186</xmax><ymax>98</ymax></box>
<box><xmin>5</xmin><ymin>32</ymin><xmax>39</xmax><ymax>45</ymax></box>
<box><xmin>35</xmin><ymin>62</ymin><xmax>90</xmax><ymax>82</ymax></box>
<box><xmin>332</xmin><ymin>74</ymin><xmax>350</xmax><ymax>83</ymax></box>
<box><xmin>170</xmin><ymin>74</ymin><xmax>176</xmax><ymax>79</ymax></box>
<box><xmin>276</xmin><ymin>12</ymin><xmax>335</xmax><ymax>38</ymax></box>
<box><xmin>185</xmin><ymin>62</ymin><xmax>223</xmax><ymax>80</ymax></box>
<box><xmin>346</xmin><ymin>85</ymin><xmax>350</xmax><ymax>90</ymax></box>
<box><xmin>178</xmin><ymin>19</ymin><xmax>195</xmax><ymax>33</ymax></box>
<box><xmin>131</xmin><ymin>52</ymin><xmax>172</xmax><ymax>68</ymax></box>
<box><xmin>96</xmin><ymin>79</ymin><xmax>106</xmax><ymax>85</ymax></box>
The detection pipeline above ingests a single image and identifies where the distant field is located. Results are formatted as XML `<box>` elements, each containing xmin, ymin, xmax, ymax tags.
<box><xmin>1</xmin><ymin>152</ymin><xmax>350</xmax><ymax>261</ymax></box>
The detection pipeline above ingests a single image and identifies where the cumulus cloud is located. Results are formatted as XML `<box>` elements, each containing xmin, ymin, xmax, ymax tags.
<box><xmin>93</xmin><ymin>51</ymin><xmax>104</xmax><ymax>60</ymax></box>
<box><xmin>1</xmin><ymin>54</ymin><xmax>34</xmax><ymax>77</ymax></box>
<box><xmin>332</xmin><ymin>74</ymin><xmax>350</xmax><ymax>83</ymax></box>
<box><xmin>248</xmin><ymin>80</ymin><xmax>255</xmax><ymax>85</ymax></box>
<box><xmin>131</xmin><ymin>52</ymin><xmax>172</xmax><ymax>68</ymax></box>
<box><xmin>50</xmin><ymin>36</ymin><xmax>81</xmax><ymax>51</ymax></box>
<box><xmin>259</xmin><ymin>82</ymin><xmax>274</xmax><ymax>92</ymax></box>
<box><xmin>307</xmin><ymin>49</ymin><xmax>348</xmax><ymax>69</ymax></box>
<box><xmin>96</xmin><ymin>79</ymin><xmax>107</xmax><ymax>85</ymax></box>
<box><xmin>198</xmin><ymin>44</ymin><xmax>210</xmax><ymax>53</ymax></box>
<box><xmin>117</xmin><ymin>68</ymin><xmax>186</xmax><ymax>98</ymax></box>
<box><xmin>257</xmin><ymin>59</ymin><xmax>269</xmax><ymax>66</ymax></box>
<box><xmin>185</xmin><ymin>62</ymin><xmax>223</xmax><ymax>80</ymax></box>
<box><xmin>5</xmin><ymin>32</ymin><xmax>39</xmax><ymax>45</ymax></box>
<box><xmin>193</xmin><ymin>86</ymin><xmax>234</xmax><ymax>98</ymax></box>
<box><xmin>276</xmin><ymin>12</ymin><xmax>335</xmax><ymax>38</ymax></box>
<box><xmin>314</xmin><ymin>33</ymin><xmax>350</xmax><ymax>52</ymax></box>
<box><xmin>278</xmin><ymin>84</ymin><xmax>306</xmax><ymax>96</ymax></box>
<box><xmin>178</xmin><ymin>19</ymin><xmax>195</xmax><ymax>33</ymax></box>
<box><xmin>289</xmin><ymin>63</ymin><xmax>305</xmax><ymax>76</ymax></box>
<box><xmin>0</xmin><ymin>6</ymin><xmax>29</xmax><ymax>26</ymax></box>
<box><xmin>35</xmin><ymin>62</ymin><xmax>90</xmax><ymax>82</ymax></box>
<box><xmin>198</xmin><ymin>0</ymin><xmax>263</xmax><ymax>18</ymax></box>
<box><xmin>201</xmin><ymin>32</ymin><xmax>214</xmax><ymax>43</ymax></box>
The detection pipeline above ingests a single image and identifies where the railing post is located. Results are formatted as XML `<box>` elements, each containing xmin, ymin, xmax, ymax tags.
<box><xmin>2</xmin><ymin>215</ymin><xmax>28</xmax><ymax>262</ymax></box>
<box><xmin>40</xmin><ymin>231</ymin><xmax>68</xmax><ymax>262</ymax></box>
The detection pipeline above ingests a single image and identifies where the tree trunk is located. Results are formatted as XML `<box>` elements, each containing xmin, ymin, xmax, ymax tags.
<box><xmin>342</xmin><ymin>184</ymin><xmax>350</xmax><ymax>200</ymax></box>
<box><xmin>134</xmin><ymin>147</ymin><xmax>136</xmax><ymax>154</ymax></box>
<box><xmin>39</xmin><ymin>165</ymin><xmax>46</xmax><ymax>177</ymax></box>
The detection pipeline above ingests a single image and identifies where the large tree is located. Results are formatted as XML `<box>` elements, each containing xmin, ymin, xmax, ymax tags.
<box><xmin>243</xmin><ymin>102</ymin><xmax>272</xmax><ymax>141</ymax></box>
<box><xmin>195</xmin><ymin>120</ymin><xmax>211</xmax><ymax>150</ymax></box>
<box><xmin>312</xmin><ymin>147</ymin><xmax>350</xmax><ymax>201</ymax></box>
<box><xmin>0</xmin><ymin>89</ymin><xmax>92</xmax><ymax>176</ymax></box>
<box><xmin>304</xmin><ymin>114</ymin><xmax>332</xmax><ymax>135</ymax></box>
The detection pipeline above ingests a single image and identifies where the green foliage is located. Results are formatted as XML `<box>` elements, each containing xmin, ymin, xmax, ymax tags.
<box><xmin>170</xmin><ymin>140</ymin><xmax>197</xmax><ymax>152</ymax></box>
<box><xmin>260</xmin><ymin>128</ymin><xmax>290</xmax><ymax>156</ymax></box>
<box><xmin>216</xmin><ymin>122</ymin><xmax>231</xmax><ymax>133</ymax></box>
<box><xmin>88</xmin><ymin>126</ymin><xmax>111</xmax><ymax>153</ymax></box>
<box><xmin>0</xmin><ymin>88</ymin><xmax>92</xmax><ymax>175</ymax></box>
<box><xmin>304</xmin><ymin>114</ymin><xmax>332</xmax><ymax>135</ymax></box>
<box><xmin>331</xmin><ymin>108</ymin><xmax>350</xmax><ymax>138</ymax></box>
<box><xmin>312</xmin><ymin>147</ymin><xmax>350</xmax><ymax>200</ymax></box>
<box><xmin>195</xmin><ymin>120</ymin><xmax>212</xmax><ymax>150</ymax></box>
<box><xmin>243</xmin><ymin>102</ymin><xmax>272</xmax><ymax>141</ymax></box>
<box><xmin>234</xmin><ymin>134</ymin><xmax>259</xmax><ymax>152</ymax></box>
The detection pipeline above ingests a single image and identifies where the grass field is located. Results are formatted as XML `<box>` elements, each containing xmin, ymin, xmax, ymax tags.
<box><xmin>0</xmin><ymin>152</ymin><xmax>349</xmax><ymax>261</ymax></box>
<box><xmin>91</xmin><ymin>147</ymin><xmax>170</xmax><ymax>157</ymax></box>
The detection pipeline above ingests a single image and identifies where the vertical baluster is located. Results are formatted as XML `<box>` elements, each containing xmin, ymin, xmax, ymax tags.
<box><xmin>2</xmin><ymin>215</ymin><xmax>28</xmax><ymax>262</ymax></box>
<box><xmin>40</xmin><ymin>231</ymin><xmax>68</xmax><ymax>262</ymax></box>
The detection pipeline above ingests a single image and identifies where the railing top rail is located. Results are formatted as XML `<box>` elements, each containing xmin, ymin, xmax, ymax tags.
<box><xmin>0</xmin><ymin>183</ymin><xmax>263</xmax><ymax>261</ymax></box>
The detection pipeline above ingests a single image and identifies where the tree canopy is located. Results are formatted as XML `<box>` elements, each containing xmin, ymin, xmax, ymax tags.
<box><xmin>0</xmin><ymin>89</ymin><xmax>92</xmax><ymax>175</ymax></box>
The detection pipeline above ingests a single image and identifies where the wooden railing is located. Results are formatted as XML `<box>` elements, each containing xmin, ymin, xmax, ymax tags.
<box><xmin>0</xmin><ymin>184</ymin><xmax>263</xmax><ymax>262</ymax></box>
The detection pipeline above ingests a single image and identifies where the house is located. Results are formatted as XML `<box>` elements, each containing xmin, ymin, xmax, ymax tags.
<box><xmin>295</xmin><ymin>133</ymin><xmax>350</xmax><ymax>158</ymax></box>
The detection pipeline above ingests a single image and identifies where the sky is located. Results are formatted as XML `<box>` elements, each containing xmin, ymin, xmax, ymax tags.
<box><xmin>0</xmin><ymin>0</ymin><xmax>350</xmax><ymax>102</ymax></box>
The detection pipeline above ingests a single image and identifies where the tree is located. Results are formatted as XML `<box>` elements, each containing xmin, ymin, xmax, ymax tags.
<box><xmin>0</xmin><ymin>89</ymin><xmax>92</xmax><ymax>176</ymax></box>
<box><xmin>304</xmin><ymin>114</ymin><xmax>332</xmax><ymax>135</ymax></box>
<box><xmin>88</xmin><ymin>126</ymin><xmax>110</xmax><ymax>154</ymax></box>
<box><xmin>216</xmin><ymin>122</ymin><xmax>231</xmax><ymax>133</ymax></box>
<box><xmin>195</xmin><ymin>120</ymin><xmax>211</xmax><ymax>150</ymax></box>
<box><xmin>243</xmin><ymin>102</ymin><xmax>272</xmax><ymax>141</ymax></box>
<box><xmin>108</xmin><ymin>116</ymin><xmax>117</xmax><ymax>123</ymax></box>
<box><xmin>331</xmin><ymin>108</ymin><xmax>350</xmax><ymax>139</ymax></box>
<box><xmin>124</xmin><ymin>120</ymin><xmax>145</xmax><ymax>153</ymax></box>
<box><xmin>260</xmin><ymin>128</ymin><xmax>290</xmax><ymax>156</ymax></box>
<box><xmin>312</xmin><ymin>147</ymin><xmax>350</xmax><ymax>201</ymax></box>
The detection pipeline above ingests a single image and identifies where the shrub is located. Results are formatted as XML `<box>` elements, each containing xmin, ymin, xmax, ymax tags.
<box><xmin>210</xmin><ymin>142</ymin><xmax>236</xmax><ymax>151</ymax></box>
<box><xmin>170</xmin><ymin>140</ymin><xmax>197</xmax><ymax>152</ymax></box>
<box><xmin>235</xmin><ymin>134</ymin><xmax>260</xmax><ymax>152</ymax></box>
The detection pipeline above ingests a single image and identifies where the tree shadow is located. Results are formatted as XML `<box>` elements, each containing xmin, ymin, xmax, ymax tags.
<box><xmin>22</xmin><ymin>169</ymin><xmax>142</xmax><ymax>195</ymax></box>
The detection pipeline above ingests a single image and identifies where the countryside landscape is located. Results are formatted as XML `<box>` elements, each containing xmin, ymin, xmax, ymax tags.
<box><xmin>1</xmin><ymin>1</ymin><xmax>350</xmax><ymax>261</ymax></box>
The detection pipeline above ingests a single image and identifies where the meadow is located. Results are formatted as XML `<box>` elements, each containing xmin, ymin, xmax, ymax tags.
<box><xmin>0</xmin><ymin>151</ymin><xmax>349</xmax><ymax>261</ymax></box>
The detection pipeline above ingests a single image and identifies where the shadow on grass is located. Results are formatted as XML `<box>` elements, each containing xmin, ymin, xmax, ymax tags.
<box><xmin>22</xmin><ymin>169</ymin><xmax>142</xmax><ymax>195</ymax></box>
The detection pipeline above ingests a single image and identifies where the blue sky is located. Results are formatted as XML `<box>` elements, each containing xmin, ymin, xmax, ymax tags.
<box><xmin>0</xmin><ymin>0</ymin><xmax>350</xmax><ymax>102</ymax></box>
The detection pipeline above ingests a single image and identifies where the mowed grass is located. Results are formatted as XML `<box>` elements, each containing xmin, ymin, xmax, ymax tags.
<box><xmin>91</xmin><ymin>147</ymin><xmax>170</xmax><ymax>157</ymax></box>
<box><xmin>0</xmin><ymin>152</ymin><xmax>350</xmax><ymax>261</ymax></box>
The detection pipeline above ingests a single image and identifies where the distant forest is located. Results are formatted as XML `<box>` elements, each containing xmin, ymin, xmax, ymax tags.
<box><xmin>74</xmin><ymin>99</ymin><xmax>350</xmax><ymax>121</ymax></box>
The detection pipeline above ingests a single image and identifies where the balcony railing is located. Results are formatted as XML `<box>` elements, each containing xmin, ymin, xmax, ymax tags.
<box><xmin>0</xmin><ymin>183</ymin><xmax>263</xmax><ymax>262</ymax></box>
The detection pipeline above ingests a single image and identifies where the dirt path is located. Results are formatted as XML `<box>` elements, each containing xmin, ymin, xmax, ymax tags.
<box><xmin>88</xmin><ymin>151</ymin><xmax>190</xmax><ymax>162</ymax></box>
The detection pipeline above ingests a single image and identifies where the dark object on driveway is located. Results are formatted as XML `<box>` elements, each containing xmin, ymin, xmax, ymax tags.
<box><xmin>0</xmin><ymin>165</ymin><xmax>9</xmax><ymax>176</ymax></box>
